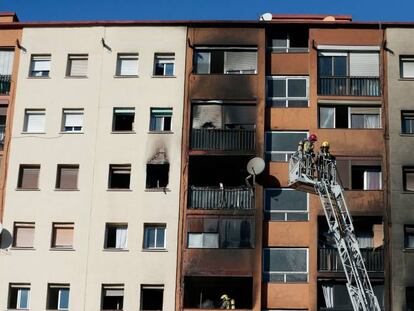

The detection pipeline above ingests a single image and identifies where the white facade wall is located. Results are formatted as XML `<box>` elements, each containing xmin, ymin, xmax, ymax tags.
<box><xmin>0</xmin><ymin>25</ymin><xmax>186</xmax><ymax>311</ymax></box>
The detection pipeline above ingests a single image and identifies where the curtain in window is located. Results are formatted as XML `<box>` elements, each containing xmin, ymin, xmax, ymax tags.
<box><xmin>364</xmin><ymin>170</ymin><xmax>381</xmax><ymax>190</ymax></box>
<box><xmin>0</xmin><ymin>50</ymin><xmax>14</xmax><ymax>75</ymax></box>
<box><xmin>115</xmin><ymin>227</ymin><xmax>127</xmax><ymax>248</ymax></box>
<box><xmin>220</xmin><ymin>219</ymin><xmax>253</xmax><ymax>248</ymax></box>
<box><xmin>322</xmin><ymin>284</ymin><xmax>334</xmax><ymax>308</ymax></box>
<box><xmin>356</xmin><ymin>232</ymin><xmax>374</xmax><ymax>249</ymax></box>
<box><xmin>365</xmin><ymin>114</ymin><xmax>380</xmax><ymax>128</ymax></box>
<box><xmin>192</xmin><ymin>104</ymin><xmax>222</xmax><ymax>129</ymax></box>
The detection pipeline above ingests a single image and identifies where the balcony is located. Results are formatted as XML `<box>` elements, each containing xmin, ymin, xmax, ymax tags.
<box><xmin>189</xmin><ymin>186</ymin><xmax>253</xmax><ymax>210</ymax></box>
<box><xmin>0</xmin><ymin>75</ymin><xmax>11</xmax><ymax>95</ymax></box>
<box><xmin>318</xmin><ymin>247</ymin><xmax>384</xmax><ymax>272</ymax></box>
<box><xmin>191</xmin><ymin>129</ymin><xmax>255</xmax><ymax>151</ymax></box>
<box><xmin>318</xmin><ymin>76</ymin><xmax>380</xmax><ymax>97</ymax></box>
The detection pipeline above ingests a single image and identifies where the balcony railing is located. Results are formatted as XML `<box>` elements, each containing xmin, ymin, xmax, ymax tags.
<box><xmin>191</xmin><ymin>129</ymin><xmax>255</xmax><ymax>151</ymax></box>
<box><xmin>189</xmin><ymin>186</ymin><xmax>253</xmax><ymax>210</ymax></box>
<box><xmin>318</xmin><ymin>76</ymin><xmax>380</xmax><ymax>96</ymax></box>
<box><xmin>319</xmin><ymin>247</ymin><xmax>384</xmax><ymax>272</ymax></box>
<box><xmin>0</xmin><ymin>75</ymin><xmax>11</xmax><ymax>95</ymax></box>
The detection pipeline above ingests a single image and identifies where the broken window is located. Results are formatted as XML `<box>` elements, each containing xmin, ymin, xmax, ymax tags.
<box><xmin>194</xmin><ymin>48</ymin><xmax>257</xmax><ymax>74</ymax></box>
<box><xmin>183</xmin><ymin>276</ymin><xmax>252</xmax><ymax>309</ymax></box>
<box><xmin>150</xmin><ymin>108</ymin><xmax>172</xmax><ymax>132</ymax></box>
<box><xmin>269</xmin><ymin>30</ymin><xmax>308</xmax><ymax>52</ymax></box>
<box><xmin>102</xmin><ymin>285</ymin><xmax>124</xmax><ymax>310</ymax></box>
<box><xmin>47</xmin><ymin>284</ymin><xmax>70</xmax><ymax>310</ymax></box>
<box><xmin>113</xmin><ymin>108</ymin><xmax>135</xmax><ymax>132</ymax></box>
<box><xmin>319</xmin><ymin>105</ymin><xmax>381</xmax><ymax>129</ymax></box>
<box><xmin>140</xmin><ymin>285</ymin><xmax>164</xmax><ymax>310</ymax></box>
<box><xmin>265</xmin><ymin>188</ymin><xmax>308</xmax><ymax>221</ymax></box>
<box><xmin>105</xmin><ymin>224</ymin><xmax>128</xmax><ymax>249</ymax></box>
<box><xmin>265</xmin><ymin>131</ymin><xmax>307</xmax><ymax>162</ymax></box>
<box><xmin>403</xmin><ymin>167</ymin><xmax>414</xmax><ymax>191</ymax></box>
<box><xmin>108</xmin><ymin>164</ymin><xmax>131</xmax><ymax>189</ymax></box>
<box><xmin>8</xmin><ymin>283</ymin><xmax>30</xmax><ymax>309</ymax></box>
<box><xmin>263</xmin><ymin>248</ymin><xmax>308</xmax><ymax>283</ymax></box>
<box><xmin>146</xmin><ymin>164</ymin><xmax>169</xmax><ymax>189</ymax></box>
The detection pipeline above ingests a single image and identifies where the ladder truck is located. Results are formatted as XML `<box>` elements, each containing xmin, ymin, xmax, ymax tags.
<box><xmin>288</xmin><ymin>146</ymin><xmax>381</xmax><ymax>311</ymax></box>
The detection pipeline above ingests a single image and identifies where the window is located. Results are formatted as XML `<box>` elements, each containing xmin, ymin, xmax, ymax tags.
<box><xmin>269</xmin><ymin>30</ymin><xmax>308</xmax><ymax>52</ymax></box>
<box><xmin>266</xmin><ymin>76</ymin><xmax>309</xmax><ymax>107</ymax></box>
<box><xmin>12</xmin><ymin>222</ymin><xmax>35</xmax><ymax>248</ymax></box>
<box><xmin>29</xmin><ymin>55</ymin><xmax>51</xmax><ymax>77</ymax></box>
<box><xmin>187</xmin><ymin>218</ymin><xmax>254</xmax><ymax>249</ymax></box>
<box><xmin>47</xmin><ymin>284</ymin><xmax>69</xmax><ymax>310</ymax></box>
<box><xmin>146</xmin><ymin>164</ymin><xmax>169</xmax><ymax>189</ymax></box>
<box><xmin>318</xmin><ymin>53</ymin><xmax>348</xmax><ymax>77</ymax></box>
<box><xmin>263</xmin><ymin>248</ymin><xmax>308</xmax><ymax>283</ymax></box>
<box><xmin>194</xmin><ymin>48</ymin><xmax>257</xmax><ymax>74</ymax></box>
<box><xmin>402</xmin><ymin>111</ymin><xmax>414</xmax><ymax>134</ymax></box>
<box><xmin>116</xmin><ymin>53</ymin><xmax>139</xmax><ymax>76</ymax></box>
<box><xmin>400</xmin><ymin>56</ymin><xmax>414</xmax><ymax>78</ymax></box>
<box><xmin>24</xmin><ymin>109</ymin><xmax>45</xmax><ymax>133</ymax></box>
<box><xmin>318</xmin><ymin>105</ymin><xmax>381</xmax><ymax>129</ymax></box>
<box><xmin>56</xmin><ymin>165</ymin><xmax>79</xmax><ymax>190</ymax></box>
<box><xmin>113</xmin><ymin>108</ymin><xmax>135</xmax><ymax>132</ymax></box>
<box><xmin>102</xmin><ymin>285</ymin><xmax>124</xmax><ymax>310</ymax></box>
<box><xmin>187</xmin><ymin>233</ymin><xmax>219</xmax><ymax>248</ymax></box>
<box><xmin>265</xmin><ymin>131</ymin><xmax>307</xmax><ymax>162</ymax></box>
<box><xmin>108</xmin><ymin>164</ymin><xmax>131</xmax><ymax>189</ymax></box>
<box><xmin>265</xmin><ymin>189</ymin><xmax>308</xmax><ymax>221</ymax></box>
<box><xmin>351</xmin><ymin>166</ymin><xmax>382</xmax><ymax>190</ymax></box>
<box><xmin>17</xmin><ymin>165</ymin><xmax>40</xmax><ymax>189</ymax></box>
<box><xmin>66</xmin><ymin>54</ymin><xmax>88</xmax><ymax>77</ymax></box>
<box><xmin>62</xmin><ymin>109</ymin><xmax>83</xmax><ymax>132</ymax></box>
<box><xmin>140</xmin><ymin>285</ymin><xmax>164</xmax><ymax>311</ymax></box>
<box><xmin>154</xmin><ymin>53</ymin><xmax>175</xmax><ymax>76</ymax></box>
<box><xmin>407</xmin><ymin>287</ymin><xmax>414</xmax><ymax>311</ymax></box>
<box><xmin>8</xmin><ymin>284</ymin><xmax>30</xmax><ymax>310</ymax></box>
<box><xmin>143</xmin><ymin>224</ymin><xmax>166</xmax><ymax>250</ymax></box>
<box><xmin>403</xmin><ymin>167</ymin><xmax>414</xmax><ymax>191</ymax></box>
<box><xmin>51</xmin><ymin>223</ymin><xmax>74</xmax><ymax>249</ymax></box>
<box><xmin>0</xmin><ymin>49</ymin><xmax>14</xmax><ymax>76</ymax></box>
<box><xmin>404</xmin><ymin>225</ymin><xmax>414</xmax><ymax>249</ymax></box>
<box><xmin>104</xmin><ymin>224</ymin><xmax>127</xmax><ymax>249</ymax></box>
<box><xmin>150</xmin><ymin>108</ymin><xmax>172</xmax><ymax>132</ymax></box>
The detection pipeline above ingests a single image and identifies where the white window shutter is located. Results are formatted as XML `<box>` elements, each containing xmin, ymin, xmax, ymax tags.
<box><xmin>64</xmin><ymin>111</ymin><xmax>83</xmax><ymax>127</ymax></box>
<box><xmin>402</xmin><ymin>60</ymin><xmax>414</xmax><ymax>78</ymax></box>
<box><xmin>32</xmin><ymin>56</ymin><xmax>51</xmax><ymax>71</ymax></box>
<box><xmin>349</xmin><ymin>53</ymin><xmax>379</xmax><ymax>77</ymax></box>
<box><xmin>69</xmin><ymin>58</ymin><xmax>88</xmax><ymax>76</ymax></box>
<box><xmin>27</xmin><ymin>113</ymin><xmax>45</xmax><ymax>132</ymax></box>
<box><xmin>0</xmin><ymin>50</ymin><xmax>14</xmax><ymax>75</ymax></box>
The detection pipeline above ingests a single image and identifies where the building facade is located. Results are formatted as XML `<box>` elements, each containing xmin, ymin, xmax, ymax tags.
<box><xmin>0</xmin><ymin>23</ymin><xmax>186</xmax><ymax>310</ymax></box>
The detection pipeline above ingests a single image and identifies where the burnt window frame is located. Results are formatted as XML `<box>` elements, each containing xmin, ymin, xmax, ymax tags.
<box><xmin>108</xmin><ymin>164</ymin><xmax>131</xmax><ymax>190</ymax></box>
<box><xmin>145</xmin><ymin>163</ymin><xmax>169</xmax><ymax>189</ymax></box>
<box><xmin>112</xmin><ymin>107</ymin><xmax>135</xmax><ymax>132</ymax></box>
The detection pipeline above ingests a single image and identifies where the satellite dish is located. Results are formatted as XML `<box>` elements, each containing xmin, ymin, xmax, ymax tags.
<box><xmin>323</xmin><ymin>16</ymin><xmax>336</xmax><ymax>22</ymax></box>
<box><xmin>259</xmin><ymin>13</ymin><xmax>273</xmax><ymax>22</ymax></box>
<box><xmin>0</xmin><ymin>223</ymin><xmax>3</xmax><ymax>235</ymax></box>
<box><xmin>247</xmin><ymin>157</ymin><xmax>265</xmax><ymax>175</ymax></box>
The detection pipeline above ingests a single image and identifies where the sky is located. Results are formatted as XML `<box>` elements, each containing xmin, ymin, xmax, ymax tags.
<box><xmin>1</xmin><ymin>0</ymin><xmax>414</xmax><ymax>22</ymax></box>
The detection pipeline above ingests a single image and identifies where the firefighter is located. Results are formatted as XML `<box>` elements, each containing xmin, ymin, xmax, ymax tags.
<box><xmin>300</xmin><ymin>133</ymin><xmax>317</xmax><ymax>176</ymax></box>
<box><xmin>317</xmin><ymin>141</ymin><xmax>336</xmax><ymax>182</ymax></box>
<box><xmin>220</xmin><ymin>294</ymin><xmax>231</xmax><ymax>309</ymax></box>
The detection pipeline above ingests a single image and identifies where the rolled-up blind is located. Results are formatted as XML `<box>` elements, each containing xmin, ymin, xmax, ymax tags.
<box><xmin>20</xmin><ymin>166</ymin><xmax>40</xmax><ymax>189</ymax></box>
<box><xmin>117</xmin><ymin>54</ymin><xmax>138</xmax><ymax>76</ymax></box>
<box><xmin>64</xmin><ymin>110</ymin><xmax>83</xmax><ymax>127</ymax></box>
<box><xmin>402</xmin><ymin>57</ymin><xmax>414</xmax><ymax>78</ymax></box>
<box><xmin>59</xmin><ymin>166</ymin><xmax>78</xmax><ymax>189</ymax></box>
<box><xmin>14</xmin><ymin>224</ymin><xmax>35</xmax><ymax>247</ymax></box>
<box><xmin>0</xmin><ymin>50</ymin><xmax>14</xmax><ymax>75</ymax></box>
<box><xmin>53</xmin><ymin>224</ymin><xmax>74</xmax><ymax>247</ymax></box>
<box><xmin>104</xmin><ymin>288</ymin><xmax>124</xmax><ymax>297</ymax></box>
<box><xmin>224</xmin><ymin>51</ymin><xmax>257</xmax><ymax>74</ymax></box>
<box><xmin>68</xmin><ymin>55</ymin><xmax>88</xmax><ymax>76</ymax></box>
<box><xmin>349</xmin><ymin>53</ymin><xmax>379</xmax><ymax>77</ymax></box>
<box><xmin>32</xmin><ymin>55</ymin><xmax>50</xmax><ymax>71</ymax></box>
<box><xmin>26</xmin><ymin>110</ymin><xmax>45</xmax><ymax>133</ymax></box>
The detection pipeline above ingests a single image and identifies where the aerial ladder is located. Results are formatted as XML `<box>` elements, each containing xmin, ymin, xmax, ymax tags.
<box><xmin>288</xmin><ymin>144</ymin><xmax>381</xmax><ymax>311</ymax></box>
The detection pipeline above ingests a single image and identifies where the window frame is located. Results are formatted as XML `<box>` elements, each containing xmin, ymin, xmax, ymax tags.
<box><xmin>400</xmin><ymin>55</ymin><xmax>414</xmax><ymax>79</ymax></box>
<box><xmin>403</xmin><ymin>166</ymin><xmax>414</xmax><ymax>192</ymax></box>
<box><xmin>55</xmin><ymin>164</ymin><xmax>79</xmax><ymax>190</ymax></box>
<box><xmin>61</xmin><ymin>109</ymin><xmax>84</xmax><ymax>133</ymax></box>
<box><xmin>108</xmin><ymin>164</ymin><xmax>131</xmax><ymax>190</ymax></box>
<box><xmin>112</xmin><ymin>107</ymin><xmax>135</xmax><ymax>132</ymax></box>
<box><xmin>12</xmin><ymin>222</ymin><xmax>35</xmax><ymax>249</ymax></box>
<box><xmin>401</xmin><ymin>110</ymin><xmax>414</xmax><ymax>134</ymax></box>
<box><xmin>348</xmin><ymin>107</ymin><xmax>381</xmax><ymax>129</ymax></box>
<box><xmin>47</xmin><ymin>284</ymin><xmax>70</xmax><ymax>311</ymax></box>
<box><xmin>17</xmin><ymin>164</ymin><xmax>40</xmax><ymax>190</ymax></box>
<box><xmin>318</xmin><ymin>105</ymin><xmax>382</xmax><ymax>129</ymax></box>
<box><xmin>101</xmin><ymin>284</ymin><xmax>124</xmax><ymax>311</ymax></box>
<box><xmin>140</xmin><ymin>285</ymin><xmax>164</xmax><ymax>311</ymax></box>
<box><xmin>266</xmin><ymin>76</ymin><xmax>309</xmax><ymax>108</ymax></box>
<box><xmin>8</xmin><ymin>283</ymin><xmax>30</xmax><ymax>310</ymax></box>
<box><xmin>153</xmin><ymin>53</ymin><xmax>175</xmax><ymax>76</ymax></box>
<box><xmin>29</xmin><ymin>54</ymin><xmax>51</xmax><ymax>78</ymax></box>
<box><xmin>104</xmin><ymin>223</ymin><xmax>128</xmax><ymax>250</ymax></box>
<box><xmin>115</xmin><ymin>53</ymin><xmax>139</xmax><ymax>77</ymax></box>
<box><xmin>51</xmin><ymin>223</ymin><xmax>74</xmax><ymax>250</ymax></box>
<box><xmin>23</xmin><ymin>109</ymin><xmax>46</xmax><ymax>133</ymax></box>
<box><xmin>149</xmin><ymin>108</ymin><xmax>173</xmax><ymax>132</ymax></box>
<box><xmin>269</xmin><ymin>32</ymin><xmax>309</xmax><ymax>53</ymax></box>
<box><xmin>66</xmin><ymin>54</ymin><xmax>88</xmax><ymax>77</ymax></box>
<box><xmin>404</xmin><ymin>225</ymin><xmax>414</xmax><ymax>249</ymax></box>
<box><xmin>187</xmin><ymin>232</ymin><xmax>220</xmax><ymax>249</ymax></box>
<box><xmin>264</xmin><ymin>188</ymin><xmax>309</xmax><ymax>221</ymax></box>
<box><xmin>263</xmin><ymin>247</ymin><xmax>309</xmax><ymax>283</ymax></box>
<box><xmin>265</xmin><ymin>131</ymin><xmax>308</xmax><ymax>162</ymax></box>
<box><xmin>143</xmin><ymin>224</ymin><xmax>166</xmax><ymax>250</ymax></box>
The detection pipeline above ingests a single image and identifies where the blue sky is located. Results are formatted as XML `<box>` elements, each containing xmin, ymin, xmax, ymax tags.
<box><xmin>1</xmin><ymin>0</ymin><xmax>414</xmax><ymax>22</ymax></box>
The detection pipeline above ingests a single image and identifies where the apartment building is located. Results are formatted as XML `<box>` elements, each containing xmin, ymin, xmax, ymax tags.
<box><xmin>0</xmin><ymin>13</ymin><xmax>21</xmax><ymax>218</ymax></box>
<box><xmin>0</xmin><ymin>22</ymin><xmax>186</xmax><ymax>310</ymax></box>
<box><xmin>385</xmin><ymin>27</ymin><xmax>414</xmax><ymax>311</ymax></box>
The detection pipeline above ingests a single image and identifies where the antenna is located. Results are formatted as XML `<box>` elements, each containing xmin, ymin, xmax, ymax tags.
<box><xmin>246</xmin><ymin>157</ymin><xmax>265</xmax><ymax>189</ymax></box>
<box><xmin>259</xmin><ymin>13</ymin><xmax>273</xmax><ymax>22</ymax></box>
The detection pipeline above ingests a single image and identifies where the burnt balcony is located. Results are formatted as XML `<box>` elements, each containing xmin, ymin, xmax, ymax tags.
<box><xmin>0</xmin><ymin>75</ymin><xmax>11</xmax><ymax>95</ymax></box>
<box><xmin>191</xmin><ymin>128</ymin><xmax>255</xmax><ymax>151</ymax></box>
<box><xmin>189</xmin><ymin>186</ymin><xmax>253</xmax><ymax>210</ymax></box>
<box><xmin>318</xmin><ymin>76</ymin><xmax>380</xmax><ymax>97</ymax></box>
<box><xmin>318</xmin><ymin>247</ymin><xmax>384</xmax><ymax>272</ymax></box>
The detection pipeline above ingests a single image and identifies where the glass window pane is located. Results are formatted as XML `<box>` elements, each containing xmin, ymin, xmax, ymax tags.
<box><xmin>334</xmin><ymin>56</ymin><xmax>347</xmax><ymax>76</ymax></box>
<box><xmin>19</xmin><ymin>289</ymin><xmax>29</xmax><ymax>309</ymax></box>
<box><xmin>365</xmin><ymin>114</ymin><xmax>380</xmax><ymax>128</ymax></box>
<box><xmin>265</xmin><ymin>132</ymin><xmax>307</xmax><ymax>152</ymax></box>
<box><xmin>263</xmin><ymin>249</ymin><xmax>307</xmax><ymax>272</ymax></box>
<box><xmin>351</xmin><ymin>114</ymin><xmax>365</xmax><ymax>128</ymax></box>
<box><xmin>265</xmin><ymin>189</ymin><xmax>307</xmax><ymax>211</ymax></box>
<box><xmin>203</xmin><ymin>233</ymin><xmax>219</xmax><ymax>248</ymax></box>
<box><xmin>319</xmin><ymin>107</ymin><xmax>335</xmax><ymax>128</ymax></box>
<box><xmin>59</xmin><ymin>288</ymin><xmax>69</xmax><ymax>309</ymax></box>
<box><xmin>406</xmin><ymin>172</ymin><xmax>414</xmax><ymax>191</ymax></box>
<box><xmin>145</xmin><ymin>227</ymin><xmax>155</xmax><ymax>248</ymax></box>
<box><xmin>156</xmin><ymin>227</ymin><xmax>165</xmax><ymax>248</ymax></box>
<box><xmin>165</xmin><ymin>63</ymin><xmax>174</xmax><ymax>76</ymax></box>
<box><xmin>272</xmin><ymin>79</ymin><xmax>286</xmax><ymax>97</ymax></box>
<box><xmin>288</xmin><ymin>100</ymin><xmax>308</xmax><ymax>108</ymax></box>
<box><xmin>288</xmin><ymin>79</ymin><xmax>306</xmax><ymax>97</ymax></box>
<box><xmin>188</xmin><ymin>233</ymin><xmax>202</xmax><ymax>248</ymax></box>
<box><xmin>319</xmin><ymin>57</ymin><xmax>333</xmax><ymax>76</ymax></box>
<box><xmin>195</xmin><ymin>52</ymin><xmax>210</xmax><ymax>74</ymax></box>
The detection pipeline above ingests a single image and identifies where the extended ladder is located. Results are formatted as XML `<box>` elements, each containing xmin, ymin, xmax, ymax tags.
<box><xmin>288</xmin><ymin>152</ymin><xmax>381</xmax><ymax>311</ymax></box>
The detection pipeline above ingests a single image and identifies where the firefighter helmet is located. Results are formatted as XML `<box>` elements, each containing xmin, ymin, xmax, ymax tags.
<box><xmin>308</xmin><ymin>133</ymin><xmax>318</xmax><ymax>142</ymax></box>
<box><xmin>221</xmin><ymin>294</ymin><xmax>229</xmax><ymax>300</ymax></box>
<box><xmin>322</xmin><ymin>141</ymin><xmax>330</xmax><ymax>148</ymax></box>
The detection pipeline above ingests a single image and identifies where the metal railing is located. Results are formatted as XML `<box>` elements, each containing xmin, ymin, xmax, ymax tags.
<box><xmin>319</xmin><ymin>247</ymin><xmax>384</xmax><ymax>272</ymax></box>
<box><xmin>0</xmin><ymin>75</ymin><xmax>11</xmax><ymax>95</ymax></box>
<box><xmin>191</xmin><ymin>129</ymin><xmax>255</xmax><ymax>151</ymax></box>
<box><xmin>318</xmin><ymin>76</ymin><xmax>380</xmax><ymax>96</ymax></box>
<box><xmin>189</xmin><ymin>186</ymin><xmax>253</xmax><ymax>209</ymax></box>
